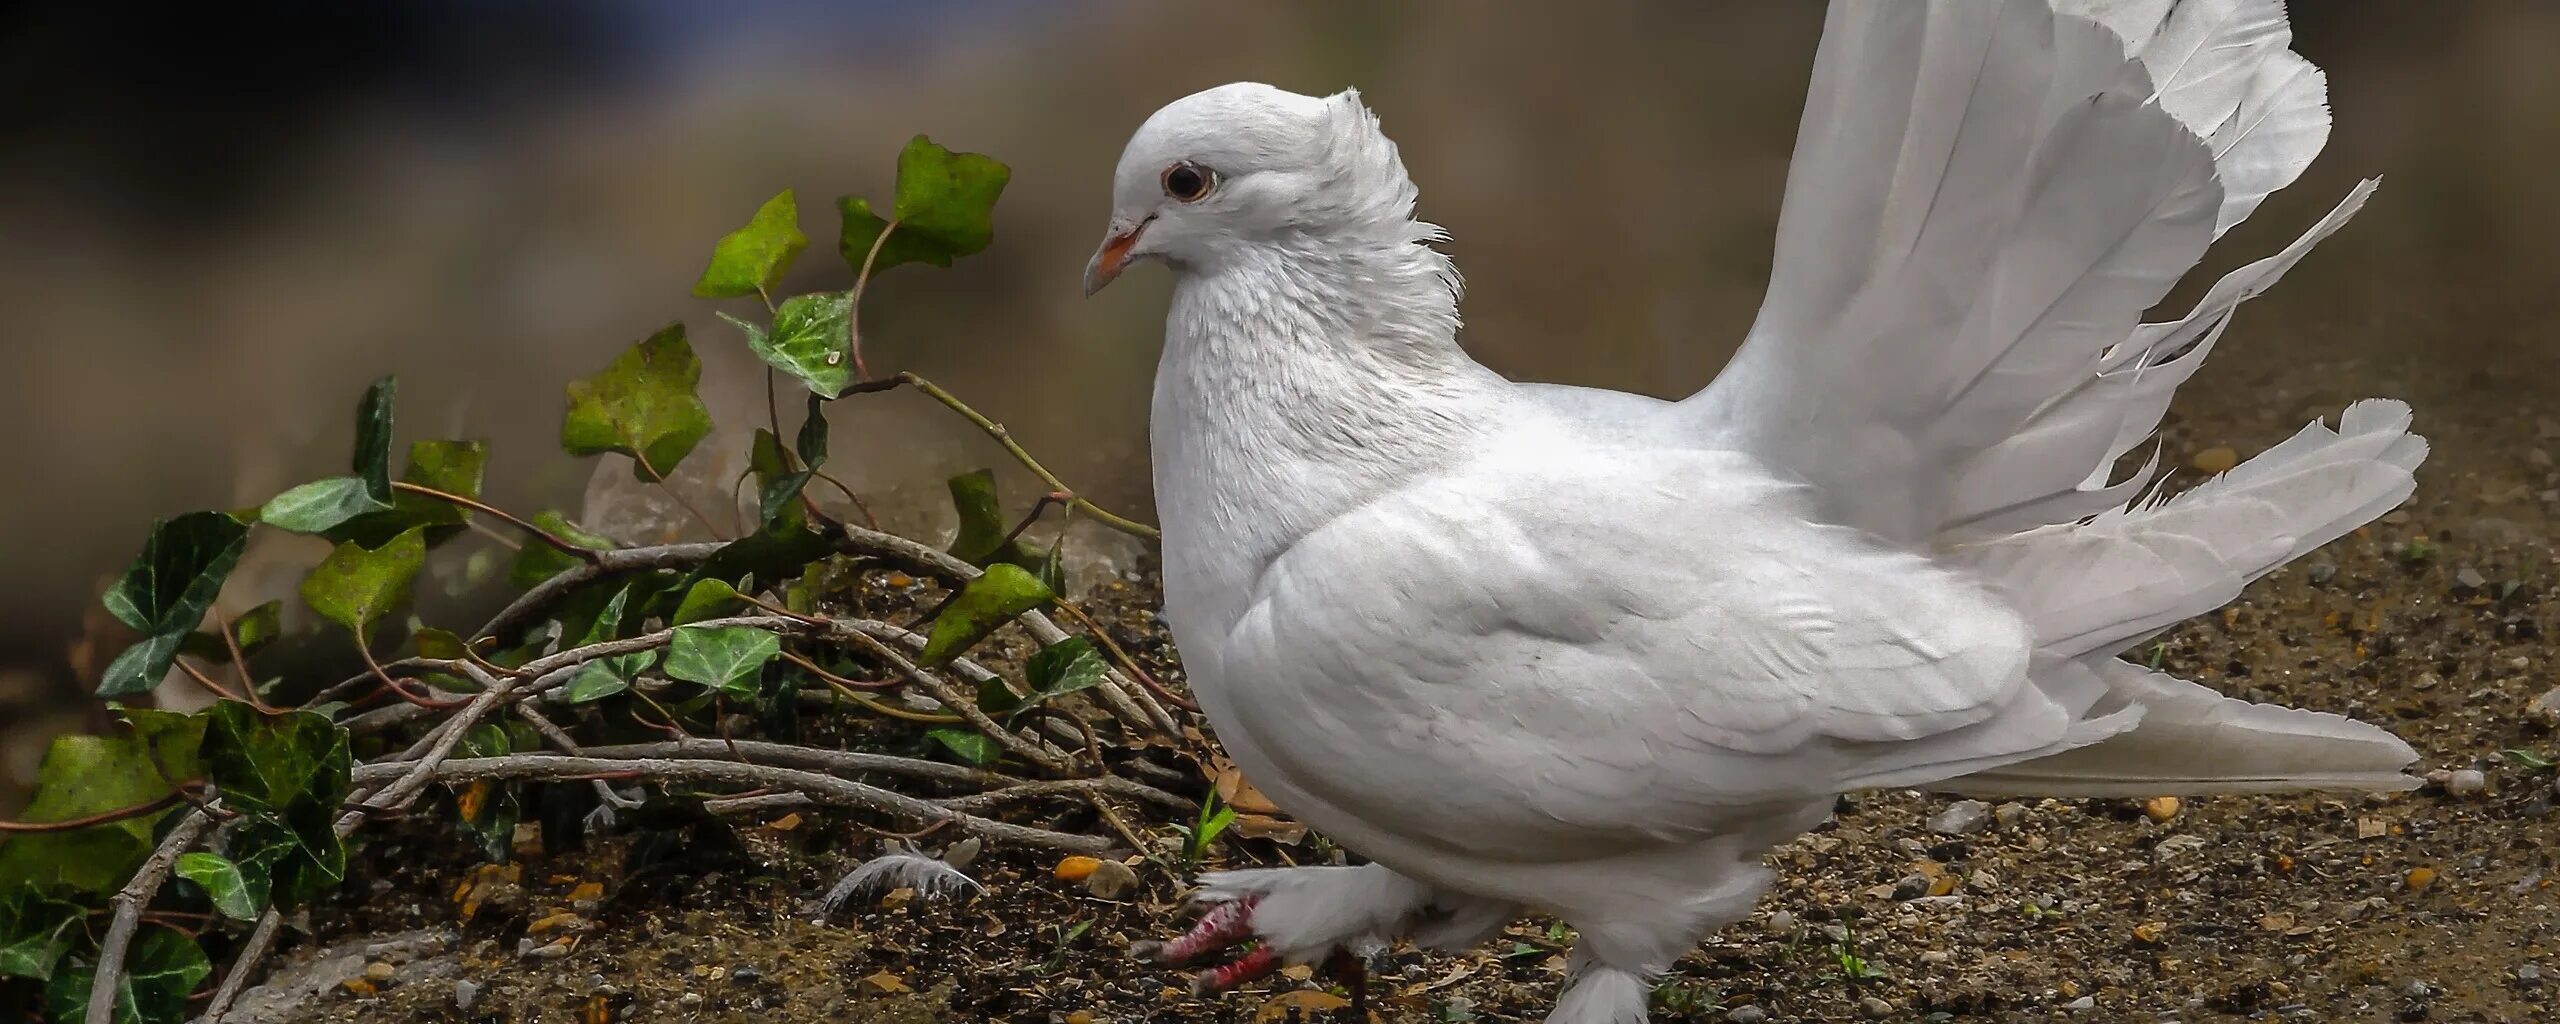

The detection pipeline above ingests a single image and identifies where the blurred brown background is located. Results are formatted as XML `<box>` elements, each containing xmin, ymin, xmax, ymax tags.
<box><xmin>3</xmin><ymin>2</ymin><xmax>2555</xmax><ymax>800</ymax></box>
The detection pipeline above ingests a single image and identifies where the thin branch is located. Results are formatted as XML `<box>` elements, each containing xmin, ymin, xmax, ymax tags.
<box><xmin>200</xmin><ymin>911</ymin><xmax>281</xmax><ymax>1022</ymax></box>
<box><xmin>173</xmin><ymin>658</ymin><xmax>245</xmax><ymax>704</ymax></box>
<box><xmin>831</xmin><ymin>523</ymin><xmax>1180</xmax><ymax>733</ymax></box>
<box><xmin>579</xmin><ymin>738</ymin><xmax>1001</xmax><ymax>787</ymax></box>
<box><xmin>936</xmin><ymin>776</ymin><xmax>1194</xmax><ymax>816</ymax></box>
<box><xmin>846</xmin><ymin>220</ymin><xmax>899</xmax><ymax>381</ymax></box>
<box><xmin>1053</xmin><ymin>599</ymin><xmax>1199</xmax><ymax>714</ymax></box>
<box><xmin>897</xmin><ymin>373</ymin><xmax>1159</xmax><ymax>540</ymax></box>
<box><xmin>781</xmin><ymin>650</ymin><xmax>899</xmax><ymax>691</ymax></box>
<box><xmin>85</xmin><ymin>811</ymin><xmax>216</xmax><ymax>1024</ymax></box>
<box><xmin>837</xmin><ymin>625</ymin><xmax>1071</xmax><ymax>773</ymax></box>
<box><xmin>209</xmin><ymin>607</ymin><xmax>278</xmax><ymax>714</ymax></box>
<box><xmin>470</xmin><ymin>540</ymin><xmax>727</xmax><ymax>642</ymax></box>
<box><xmin>347</xmin><ymin>754</ymin><xmax>1112</xmax><ymax>853</ymax></box>
<box><xmin>390</xmin><ymin>481</ymin><xmax>602</xmax><ymax>563</ymax></box>
<box><xmin>818</xmin><ymin>679</ymin><xmax>963</xmax><ymax>725</ymax></box>
<box><xmin>0</xmin><ymin>791</ymin><xmax>184</xmax><ymax>833</ymax></box>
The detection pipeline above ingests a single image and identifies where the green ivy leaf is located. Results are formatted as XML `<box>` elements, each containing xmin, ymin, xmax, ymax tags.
<box><xmin>0</xmin><ymin>733</ymin><xmax>186</xmax><ymax>894</ymax></box>
<box><xmin>797</xmin><ymin>393</ymin><xmax>829</xmax><ymax>468</ymax></box>
<box><xmin>1024</xmin><ymin>637</ymin><xmax>1107</xmax><ymax>704</ymax></box>
<box><xmin>174</xmin><ymin>852</ymin><xmax>260</xmax><ymax>921</ymax></box>
<box><xmin>224</xmin><ymin>811</ymin><xmax>343</xmax><ymax>912</ymax></box>
<box><xmin>97</xmin><ymin>511</ymin><xmax>251</xmax><ymax>696</ymax></box>
<box><xmin>43</xmin><ymin>925</ymin><xmax>208</xmax><ymax>1024</ymax></box>
<box><xmin>671</xmin><ymin>578</ymin><xmax>746</xmax><ymax>625</ymax></box>
<box><xmin>301</xmin><ymin>526</ymin><xmax>427</xmax><ymax>643</ymax></box>
<box><xmin>506</xmin><ymin>511</ymin><xmax>616</xmax><ymax>588</ymax></box>
<box><xmin>679</xmin><ymin>521</ymin><xmax>832</xmax><ymax>599</ymax></box>
<box><xmin>837</xmin><ymin>136</ymin><xmax>1010</xmax><ymax>277</ymax></box>
<box><xmin>941</xmin><ymin>470</ymin><xmax>1057</xmax><ymax>591</ymax></box>
<box><xmin>353</xmin><ymin>376</ymin><xmax>397</xmax><ymax>503</ymax></box>
<box><xmin>561</xmin><ymin>323</ymin><xmax>716</xmax><ymax>481</ymax></box>
<box><xmin>256</xmin><ymin>477</ymin><xmax>390</xmax><ymax>535</ymax></box>
<box><xmin>331</xmin><ymin>439</ymin><xmax>491</xmax><ymax>547</ymax></box>
<box><xmin>0</xmin><ymin>888</ymin><xmax>85</xmax><ymax>981</ymax></box>
<box><xmin>925</xmin><ymin>727</ymin><xmax>1000</xmax><ymax>767</ymax></box>
<box><xmin>201</xmin><ymin>704</ymin><xmax>352</xmax><ymax>818</ymax></box>
<box><xmin>564</xmin><ymin>649</ymin><xmax>657</xmax><ymax>704</ymax></box>
<box><xmin>693</xmin><ymin>189</ymin><xmax>807</xmax><ymax>299</ymax></box>
<box><xmin>733</xmin><ymin>290</ymin><xmax>856</xmax><ymax>398</ymax></box>
<box><xmin>413</xmin><ymin>627</ymin><xmax>471</xmax><ymax>661</ymax></box>
<box><xmin>118</xmin><ymin>707</ymin><xmax>207</xmax><ymax>786</ymax></box>
<box><xmin>662</xmin><ymin>624</ymin><xmax>782</xmax><ymax>699</ymax></box>
<box><xmin>918</xmin><ymin>563</ymin><xmax>1054</xmax><ymax>668</ymax></box>
<box><xmin>746</xmin><ymin>428</ymin><xmax>812</xmax><ymax>531</ymax></box>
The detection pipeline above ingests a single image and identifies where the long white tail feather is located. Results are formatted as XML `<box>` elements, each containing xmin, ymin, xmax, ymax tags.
<box><xmin>1942</xmin><ymin>658</ymin><xmax>2419</xmax><ymax>796</ymax></box>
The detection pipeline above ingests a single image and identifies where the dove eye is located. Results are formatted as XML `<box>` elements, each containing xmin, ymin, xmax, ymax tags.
<box><xmin>1161</xmin><ymin>161</ymin><xmax>1216</xmax><ymax>203</ymax></box>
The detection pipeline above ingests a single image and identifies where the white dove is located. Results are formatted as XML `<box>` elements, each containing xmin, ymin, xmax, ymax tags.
<box><xmin>1082</xmin><ymin>2</ymin><xmax>2426</xmax><ymax>1021</ymax></box>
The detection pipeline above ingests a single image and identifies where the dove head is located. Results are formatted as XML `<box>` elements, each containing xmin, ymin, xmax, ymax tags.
<box><xmin>1083</xmin><ymin>83</ymin><xmax>1444</xmax><ymax>295</ymax></box>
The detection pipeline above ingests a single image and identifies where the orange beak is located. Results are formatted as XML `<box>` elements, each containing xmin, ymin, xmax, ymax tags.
<box><xmin>1082</xmin><ymin>217</ymin><xmax>1149</xmax><ymax>296</ymax></box>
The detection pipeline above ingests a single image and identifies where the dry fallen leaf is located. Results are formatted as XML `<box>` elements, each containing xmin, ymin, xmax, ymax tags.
<box><xmin>1211</xmin><ymin>757</ymin><xmax>1285</xmax><ymax>816</ymax></box>
<box><xmin>1255</xmin><ymin>990</ymin><xmax>1351</xmax><ymax>1022</ymax></box>
<box><xmin>1232</xmin><ymin>813</ymin><xmax>1309</xmax><ymax>844</ymax></box>
<box><xmin>2132</xmin><ymin>921</ymin><xmax>2167</xmax><ymax>945</ymax></box>
<box><xmin>567</xmin><ymin>881</ymin><xmax>606</xmax><ymax>905</ymax></box>
<box><xmin>2405</xmin><ymin>866</ymin><xmax>2438</xmax><ymax>892</ymax></box>
<box><xmin>528</xmin><ymin>911</ymin><xmax>589</xmax><ymax>936</ymax></box>
<box><xmin>2356</xmin><ymin>816</ymin><xmax>2388</xmax><ymax>839</ymax></box>
<box><xmin>2143</xmin><ymin>796</ymin><xmax>2181</xmax><ymax>822</ymax></box>
<box><xmin>767</xmin><ymin>812</ymin><xmax>804</xmax><ymax>832</ymax></box>
<box><xmin>860</xmin><ymin>971</ymin><xmax>912</xmax><ymax>995</ymax></box>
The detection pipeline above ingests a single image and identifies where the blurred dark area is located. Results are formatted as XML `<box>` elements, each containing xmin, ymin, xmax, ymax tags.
<box><xmin>2</xmin><ymin>2</ymin><xmax>2555</xmax><ymax>802</ymax></box>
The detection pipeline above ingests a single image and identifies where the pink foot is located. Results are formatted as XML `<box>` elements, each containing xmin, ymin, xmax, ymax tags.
<box><xmin>1131</xmin><ymin>895</ymin><xmax>1260</xmax><ymax>965</ymax></box>
<box><xmin>1191</xmin><ymin>946</ymin><xmax>1283</xmax><ymax>994</ymax></box>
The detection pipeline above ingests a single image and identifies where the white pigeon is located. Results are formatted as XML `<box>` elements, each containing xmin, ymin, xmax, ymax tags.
<box><xmin>1082</xmin><ymin>2</ymin><xmax>2425</xmax><ymax>1021</ymax></box>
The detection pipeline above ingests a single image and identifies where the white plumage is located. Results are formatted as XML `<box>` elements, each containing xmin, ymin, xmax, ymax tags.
<box><xmin>1082</xmin><ymin>2</ymin><xmax>2422</xmax><ymax>1021</ymax></box>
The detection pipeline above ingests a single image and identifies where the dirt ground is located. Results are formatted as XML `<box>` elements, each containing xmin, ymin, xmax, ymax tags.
<box><xmin>204</xmin><ymin>285</ymin><xmax>2560</xmax><ymax>1024</ymax></box>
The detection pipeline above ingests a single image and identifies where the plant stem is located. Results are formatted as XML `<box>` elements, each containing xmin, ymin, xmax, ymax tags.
<box><xmin>390</xmin><ymin>482</ymin><xmax>602</xmax><ymax>563</ymax></box>
<box><xmin>896</xmin><ymin>373</ymin><xmax>1159</xmax><ymax>540</ymax></box>
<box><xmin>210</xmin><ymin>607</ymin><xmax>280</xmax><ymax>713</ymax></box>
<box><xmin>847</xmin><ymin>220</ymin><xmax>899</xmax><ymax>381</ymax></box>
<box><xmin>86</xmin><ymin>811</ymin><xmax>217</xmax><ymax>1024</ymax></box>
<box><xmin>0</xmin><ymin>791</ymin><xmax>184</xmax><ymax>833</ymax></box>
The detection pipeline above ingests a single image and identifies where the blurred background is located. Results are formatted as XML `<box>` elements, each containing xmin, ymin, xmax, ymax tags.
<box><xmin>2</xmin><ymin>2</ymin><xmax>2555</xmax><ymax>803</ymax></box>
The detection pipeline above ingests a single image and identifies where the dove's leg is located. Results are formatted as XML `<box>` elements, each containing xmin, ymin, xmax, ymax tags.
<box><xmin>1140</xmin><ymin>864</ymin><xmax>1518</xmax><ymax>993</ymax></box>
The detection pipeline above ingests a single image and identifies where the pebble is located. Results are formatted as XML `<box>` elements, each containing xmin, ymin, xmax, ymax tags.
<box><xmin>452</xmin><ymin>980</ymin><xmax>482</xmax><ymax>1012</ymax></box>
<box><xmin>2064</xmin><ymin>995</ymin><xmax>2097</xmax><ymax>1012</ymax></box>
<box><xmin>679</xmin><ymin>992</ymin><xmax>705</xmax><ymax>1009</ymax></box>
<box><xmin>2144</xmin><ymin>796</ymin><xmax>2182</xmax><ymax>822</ymax></box>
<box><xmin>2306</xmin><ymin>561</ymin><xmax>2338</xmax><ymax>584</ymax></box>
<box><xmin>1931</xmin><ymin>799</ymin><xmax>1992</xmax><ymax>835</ymax></box>
<box><xmin>1084</xmin><ymin>860</ymin><xmax>1140</xmax><ymax>900</ymax></box>
<box><xmin>942</xmin><ymin>837</ymin><xmax>982</xmax><ymax>871</ymax></box>
<box><xmin>362</xmin><ymin>961</ymin><xmax>396</xmax><ymax>984</ymax></box>
<box><xmin>2447</xmin><ymin>769</ymin><xmax>2487</xmax><ymax>797</ymax></box>
<box><xmin>732</xmin><ymin>965</ymin><xmax>764</xmax><ymax>985</ymax></box>
<box><xmin>2528</xmin><ymin>687</ymin><xmax>2560</xmax><ymax>726</ymax></box>
<box><xmin>1723</xmin><ymin>1006</ymin><xmax>1770</xmax><ymax>1024</ymax></box>
<box><xmin>2455</xmin><ymin>567</ymin><xmax>2488</xmax><ymax>590</ymax></box>
<box><xmin>1993</xmin><ymin>802</ymin><xmax>2026</xmax><ymax>827</ymax></box>
<box><xmin>2518</xmin><ymin>963</ymin><xmax>2543</xmax><ymax>986</ymax></box>
<box><xmin>1858</xmin><ymin>995</ymin><xmax>1894</xmax><ymax>1018</ymax></box>
<box><xmin>1763</xmin><ymin>910</ymin><xmax>1797</xmax><ymax>936</ymax></box>
<box><xmin>2191</xmin><ymin>446</ymin><xmax>2239</xmax><ymax>474</ymax></box>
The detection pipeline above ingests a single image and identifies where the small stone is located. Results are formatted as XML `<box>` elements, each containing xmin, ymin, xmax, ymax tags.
<box><xmin>1920</xmin><ymin>949</ymin><xmax>1952</xmax><ymax>964</ymax></box>
<box><xmin>2403</xmin><ymin>980</ymin><xmax>2434</xmax><ymax>999</ymax></box>
<box><xmin>521</xmin><ymin>939</ymin><xmax>573</xmax><ymax>960</ymax></box>
<box><xmin>2383</xmin><ymin>510</ymin><xmax>2410</xmax><ymax>525</ymax></box>
<box><xmin>2144</xmin><ymin>795</ymin><xmax>2182</xmax><ymax>822</ymax></box>
<box><xmin>2133</xmin><ymin>921</ymin><xmax>2167</xmax><ymax>945</ymax></box>
<box><xmin>2404</xmin><ymin>866</ymin><xmax>2439</xmax><ymax>892</ymax></box>
<box><xmin>1931</xmin><ymin>799</ymin><xmax>1992</xmax><ymax>835</ymax></box>
<box><xmin>1763</xmin><ymin>910</ymin><xmax>1797</xmax><ymax>936</ymax></box>
<box><xmin>2456</xmin><ymin>567</ymin><xmax>2488</xmax><ymax>590</ymax></box>
<box><xmin>1993</xmin><ymin>802</ymin><xmax>2026</xmax><ymax>827</ymax></box>
<box><xmin>942</xmin><ymin>837</ymin><xmax>982</xmax><ymax>871</ymax></box>
<box><xmin>2192</xmin><ymin>446</ymin><xmax>2239</xmax><ymax>474</ymax></box>
<box><xmin>2528</xmin><ymin>687</ymin><xmax>2560</xmax><ymax>726</ymax></box>
<box><xmin>732</xmin><ymin>965</ymin><xmax>764</xmax><ymax>985</ymax></box>
<box><xmin>2306</xmin><ymin>561</ymin><xmax>2338</xmax><ymax>585</ymax></box>
<box><xmin>2064</xmin><ymin>995</ymin><xmax>2097</xmax><ymax>1012</ymax></box>
<box><xmin>362</xmin><ymin>961</ymin><xmax>396</xmax><ymax>985</ymax></box>
<box><xmin>1723</xmin><ymin>1006</ymin><xmax>1770</xmax><ymax>1024</ymax></box>
<box><xmin>1083</xmin><ymin>859</ymin><xmax>1140</xmax><ymax>900</ymax></box>
<box><xmin>679</xmin><ymin>992</ymin><xmax>705</xmax><ymax>1009</ymax></box>
<box><xmin>1891</xmin><ymin>873</ymin><xmax>1930</xmax><ymax>901</ymax></box>
<box><xmin>452</xmin><ymin>980</ymin><xmax>482</xmax><ymax>1011</ymax></box>
<box><xmin>2517</xmin><ymin>963</ymin><xmax>2543</xmax><ymax>986</ymax></box>
<box><xmin>1858</xmin><ymin>995</ymin><xmax>1894</xmax><ymax>1018</ymax></box>
<box><xmin>1054</xmin><ymin>855</ymin><xmax>1104</xmax><ymax>882</ymax></box>
<box><xmin>2447</xmin><ymin>769</ymin><xmax>2487</xmax><ymax>797</ymax></box>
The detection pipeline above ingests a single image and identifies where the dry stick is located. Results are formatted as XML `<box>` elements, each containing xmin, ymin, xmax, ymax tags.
<box><xmin>0</xmin><ymin>792</ymin><xmax>184</xmax><ymax>834</ymax></box>
<box><xmin>346</xmin><ymin>754</ymin><xmax>1111</xmax><ymax>853</ymax></box>
<box><xmin>84</xmin><ymin>810</ymin><xmax>217</xmax><ymax>1024</ymax></box>
<box><xmin>209</xmin><ymin>607</ymin><xmax>277</xmax><ymax>714</ymax></box>
<box><xmin>935</xmin><ymin>776</ymin><xmax>1193</xmax><ymax>816</ymax></box>
<box><xmin>835</xmin><ymin>626</ymin><xmax>1070</xmax><ymax>773</ymax></box>
<box><xmin>580</xmin><ymin>738</ymin><xmax>1002</xmax><ymax>787</ymax></box>
<box><xmin>390</xmin><ymin>482</ymin><xmax>603</xmax><ymax>563</ymax></box>
<box><xmin>173</xmin><ymin>658</ymin><xmax>246</xmax><ymax>704</ymax></box>
<box><xmin>832</xmin><ymin>523</ymin><xmax>1180</xmax><ymax>733</ymax></box>
<box><xmin>471</xmin><ymin>541</ymin><xmax>727</xmax><ymax>643</ymax></box>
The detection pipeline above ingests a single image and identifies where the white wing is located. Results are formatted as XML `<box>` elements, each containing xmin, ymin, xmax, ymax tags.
<box><xmin>1211</xmin><ymin>441</ymin><xmax>2131</xmax><ymax>860</ymax></box>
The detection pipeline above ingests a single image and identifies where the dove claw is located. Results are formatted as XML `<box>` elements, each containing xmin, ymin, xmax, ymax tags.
<box><xmin>1190</xmin><ymin>947</ymin><xmax>1281</xmax><ymax>995</ymax></box>
<box><xmin>1147</xmin><ymin>894</ymin><xmax>1260</xmax><ymax>964</ymax></box>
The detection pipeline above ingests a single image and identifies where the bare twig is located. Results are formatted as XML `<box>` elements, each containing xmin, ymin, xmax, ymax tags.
<box><xmin>832</xmin><ymin>523</ymin><xmax>1181</xmax><ymax>732</ymax></box>
<box><xmin>579</xmin><ymin>738</ymin><xmax>1002</xmax><ymax>787</ymax></box>
<box><xmin>470</xmin><ymin>540</ymin><xmax>726</xmax><ymax>643</ymax></box>
<box><xmin>85</xmin><ymin>811</ymin><xmax>216</xmax><ymax>1024</ymax></box>
<box><xmin>347</xmin><ymin>754</ymin><xmax>1111</xmax><ymax>853</ymax></box>
<box><xmin>936</xmin><ymin>776</ymin><xmax>1194</xmax><ymax>816</ymax></box>
<box><xmin>390</xmin><ymin>481</ymin><xmax>603</xmax><ymax>563</ymax></box>
<box><xmin>861</xmin><ymin>372</ymin><xmax>1159</xmax><ymax>540</ymax></box>
<box><xmin>836</xmin><ymin>626</ymin><xmax>1071</xmax><ymax>773</ymax></box>
<box><xmin>0</xmin><ymin>791</ymin><xmax>185</xmax><ymax>833</ymax></box>
<box><xmin>199</xmin><ymin>910</ymin><xmax>282</xmax><ymax>1022</ymax></box>
<box><xmin>209</xmin><ymin>607</ymin><xmax>277</xmax><ymax>714</ymax></box>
